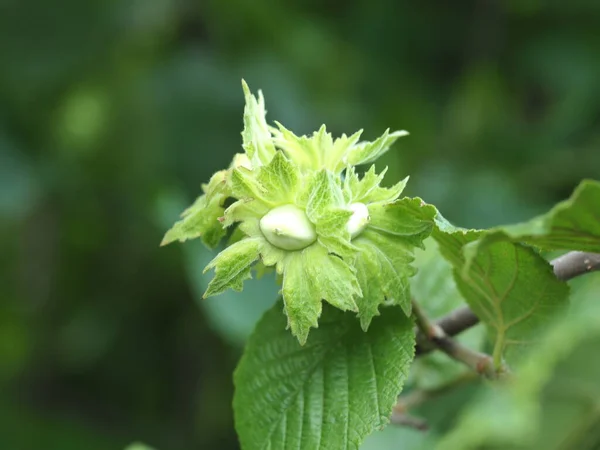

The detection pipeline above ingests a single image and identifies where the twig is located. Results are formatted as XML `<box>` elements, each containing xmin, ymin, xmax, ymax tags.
<box><xmin>411</xmin><ymin>300</ymin><xmax>501</xmax><ymax>379</ymax></box>
<box><xmin>392</xmin><ymin>372</ymin><xmax>477</xmax><ymax>430</ymax></box>
<box><xmin>434</xmin><ymin>305</ymin><xmax>480</xmax><ymax>337</ymax></box>
<box><xmin>415</xmin><ymin>306</ymin><xmax>476</xmax><ymax>356</ymax></box>
<box><xmin>416</xmin><ymin>251</ymin><xmax>600</xmax><ymax>355</ymax></box>
<box><xmin>389</xmin><ymin>413</ymin><xmax>429</xmax><ymax>431</ymax></box>
<box><xmin>551</xmin><ymin>251</ymin><xmax>600</xmax><ymax>281</ymax></box>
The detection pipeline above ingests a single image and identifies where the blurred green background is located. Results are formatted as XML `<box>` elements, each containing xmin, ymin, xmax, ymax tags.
<box><xmin>2</xmin><ymin>0</ymin><xmax>600</xmax><ymax>449</ymax></box>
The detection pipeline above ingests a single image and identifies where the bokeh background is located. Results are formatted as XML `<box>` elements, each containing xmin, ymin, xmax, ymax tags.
<box><xmin>2</xmin><ymin>0</ymin><xmax>600</xmax><ymax>449</ymax></box>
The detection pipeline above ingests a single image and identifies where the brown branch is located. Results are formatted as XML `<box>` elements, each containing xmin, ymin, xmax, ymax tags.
<box><xmin>415</xmin><ymin>251</ymin><xmax>600</xmax><ymax>356</ymax></box>
<box><xmin>412</xmin><ymin>300</ymin><xmax>501</xmax><ymax>379</ymax></box>
<box><xmin>551</xmin><ymin>251</ymin><xmax>600</xmax><ymax>281</ymax></box>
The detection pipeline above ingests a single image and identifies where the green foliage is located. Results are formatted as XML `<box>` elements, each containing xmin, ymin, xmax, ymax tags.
<box><xmin>433</xmin><ymin>224</ymin><xmax>570</xmax><ymax>367</ymax></box>
<box><xmin>160</xmin><ymin>171</ymin><xmax>230</xmax><ymax>248</ymax></box>
<box><xmin>6</xmin><ymin>2</ymin><xmax>600</xmax><ymax>450</ymax></box>
<box><xmin>353</xmin><ymin>198</ymin><xmax>436</xmax><ymax>326</ymax></box>
<box><xmin>203</xmin><ymin>238</ymin><xmax>262</xmax><ymax>297</ymax></box>
<box><xmin>233</xmin><ymin>302</ymin><xmax>415</xmax><ymax>450</ymax></box>
<box><xmin>161</xmin><ymin>79</ymin><xmax>600</xmax><ymax>450</ymax></box>
<box><xmin>165</xmin><ymin>82</ymin><xmax>428</xmax><ymax>344</ymax></box>
<box><xmin>346</xmin><ymin>129</ymin><xmax>409</xmax><ymax>167</ymax></box>
<box><xmin>465</xmin><ymin>179</ymin><xmax>600</xmax><ymax>256</ymax></box>
<box><xmin>437</xmin><ymin>273</ymin><xmax>600</xmax><ymax>450</ymax></box>
<box><xmin>408</xmin><ymin>238</ymin><xmax>486</xmax><ymax>388</ymax></box>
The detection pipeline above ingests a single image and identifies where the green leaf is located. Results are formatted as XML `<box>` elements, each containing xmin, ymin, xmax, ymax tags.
<box><xmin>241</xmin><ymin>80</ymin><xmax>277</xmax><ymax>166</ymax></box>
<box><xmin>203</xmin><ymin>238</ymin><xmax>262</xmax><ymax>297</ymax></box>
<box><xmin>161</xmin><ymin>194</ymin><xmax>226</xmax><ymax>248</ymax></box>
<box><xmin>230</xmin><ymin>151</ymin><xmax>299</xmax><ymax>206</ymax></box>
<box><xmin>367</xmin><ymin>198</ymin><xmax>437</xmax><ymax>248</ymax></box>
<box><xmin>257</xmin><ymin>151</ymin><xmax>299</xmax><ymax>204</ymax></box>
<box><xmin>233</xmin><ymin>301</ymin><xmax>416</xmax><ymax>450</ymax></box>
<box><xmin>432</xmin><ymin>224</ymin><xmax>570</xmax><ymax>366</ymax></box>
<box><xmin>161</xmin><ymin>170</ymin><xmax>230</xmax><ymax>248</ymax></box>
<box><xmin>326</xmin><ymin>130</ymin><xmax>363</xmax><ymax>172</ymax></box>
<box><xmin>271</xmin><ymin>123</ymin><xmax>366</xmax><ymax>173</ymax></box>
<box><xmin>282</xmin><ymin>245</ymin><xmax>361</xmax><ymax>344</ymax></box>
<box><xmin>437</xmin><ymin>275</ymin><xmax>600</xmax><ymax>450</ymax></box>
<box><xmin>465</xmin><ymin>179</ymin><xmax>600</xmax><ymax>261</ymax></box>
<box><xmin>230</xmin><ymin>166</ymin><xmax>271</xmax><ymax>205</ymax></box>
<box><xmin>344</xmin><ymin>166</ymin><xmax>408</xmax><ymax>205</ymax></box>
<box><xmin>353</xmin><ymin>198</ymin><xmax>436</xmax><ymax>329</ymax></box>
<box><xmin>227</xmin><ymin>152</ymin><xmax>302</xmax><ymax>228</ymax></box>
<box><xmin>314</xmin><ymin>208</ymin><xmax>356</xmax><ymax>258</ymax></box>
<box><xmin>304</xmin><ymin>170</ymin><xmax>346</xmax><ymax>220</ymax></box>
<box><xmin>299</xmin><ymin>170</ymin><xmax>357</xmax><ymax>258</ymax></box>
<box><xmin>346</xmin><ymin>129</ymin><xmax>408</xmax><ymax>167</ymax></box>
<box><xmin>270</xmin><ymin>122</ymin><xmax>324</xmax><ymax>171</ymax></box>
<box><xmin>408</xmin><ymin>238</ymin><xmax>486</xmax><ymax>389</ymax></box>
<box><xmin>281</xmin><ymin>252</ymin><xmax>322</xmax><ymax>344</ymax></box>
<box><xmin>305</xmin><ymin>245</ymin><xmax>361</xmax><ymax>312</ymax></box>
<box><xmin>222</xmin><ymin>198</ymin><xmax>264</xmax><ymax>235</ymax></box>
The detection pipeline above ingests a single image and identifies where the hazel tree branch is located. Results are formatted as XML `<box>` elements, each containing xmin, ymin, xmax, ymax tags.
<box><xmin>551</xmin><ymin>251</ymin><xmax>600</xmax><ymax>281</ymax></box>
<box><xmin>415</xmin><ymin>251</ymin><xmax>600</xmax><ymax>356</ymax></box>
<box><xmin>411</xmin><ymin>300</ymin><xmax>503</xmax><ymax>379</ymax></box>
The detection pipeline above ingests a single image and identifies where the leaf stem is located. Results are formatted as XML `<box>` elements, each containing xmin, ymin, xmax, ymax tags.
<box><xmin>492</xmin><ymin>329</ymin><xmax>505</xmax><ymax>370</ymax></box>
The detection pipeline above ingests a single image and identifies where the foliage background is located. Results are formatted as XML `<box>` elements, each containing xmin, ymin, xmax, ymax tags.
<box><xmin>2</xmin><ymin>0</ymin><xmax>600</xmax><ymax>449</ymax></box>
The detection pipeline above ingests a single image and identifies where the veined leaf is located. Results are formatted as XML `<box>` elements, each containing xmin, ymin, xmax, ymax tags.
<box><xmin>234</xmin><ymin>302</ymin><xmax>416</xmax><ymax>450</ymax></box>
<box><xmin>271</xmin><ymin>121</ymin><xmax>323</xmax><ymax>171</ymax></box>
<box><xmin>353</xmin><ymin>198</ymin><xmax>436</xmax><ymax>328</ymax></box>
<box><xmin>231</xmin><ymin>166</ymin><xmax>272</xmax><ymax>206</ymax></box>
<box><xmin>327</xmin><ymin>130</ymin><xmax>363</xmax><ymax>172</ymax></box>
<box><xmin>272</xmin><ymin>124</ymin><xmax>367</xmax><ymax>173</ymax></box>
<box><xmin>282</xmin><ymin>244</ymin><xmax>361</xmax><ymax>344</ymax></box>
<box><xmin>228</xmin><ymin>152</ymin><xmax>301</xmax><ymax>221</ymax></box>
<box><xmin>432</xmin><ymin>224</ymin><xmax>570</xmax><ymax>366</ymax></box>
<box><xmin>367</xmin><ymin>198</ymin><xmax>437</xmax><ymax>248</ymax></box>
<box><xmin>304</xmin><ymin>170</ymin><xmax>346</xmax><ymax>220</ymax></box>
<box><xmin>160</xmin><ymin>194</ymin><xmax>226</xmax><ymax>248</ymax></box>
<box><xmin>437</xmin><ymin>274</ymin><xmax>600</xmax><ymax>450</ymax></box>
<box><xmin>346</xmin><ymin>129</ymin><xmax>408</xmax><ymax>167</ymax></box>
<box><xmin>281</xmin><ymin>251</ymin><xmax>322</xmax><ymax>344</ymax></box>
<box><xmin>299</xmin><ymin>170</ymin><xmax>356</xmax><ymax>258</ymax></box>
<box><xmin>314</xmin><ymin>208</ymin><xmax>356</xmax><ymax>258</ymax></box>
<box><xmin>257</xmin><ymin>151</ymin><xmax>300</xmax><ymax>204</ymax></box>
<box><xmin>203</xmin><ymin>238</ymin><xmax>262</xmax><ymax>297</ymax></box>
<box><xmin>408</xmin><ymin>238</ymin><xmax>486</xmax><ymax>389</ymax></box>
<box><xmin>161</xmin><ymin>170</ymin><xmax>230</xmax><ymax>248</ymax></box>
<box><xmin>465</xmin><ymin>179</ymin><xmax>600</xmax><ymax>264</ymax></box>
<box><xmin>241</xmin><ymin>80</ymin><xmax>276</xmax><ymax>166</ymax></box>
<box><xmin>304</xmin><ymin>244</ymin><xmax>361</xmax><ymax>312</ymax></box>
<box><xmin>344</xmin><ymin>165</ymin><xmax>408</xmax><ymax>205</ymax></box>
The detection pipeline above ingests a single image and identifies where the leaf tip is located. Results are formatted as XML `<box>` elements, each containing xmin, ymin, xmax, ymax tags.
<box><xmin>160</xmin><ymin>231</ymin><xmax>177</xmax><ymax>247</ymax></box>
<box><xmin>241</xmin><ymin>78</ymin><xmax>250</xmax><ymax>96</ymax></box>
